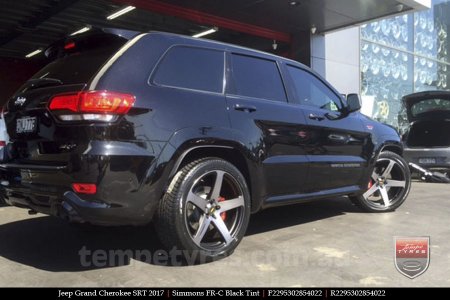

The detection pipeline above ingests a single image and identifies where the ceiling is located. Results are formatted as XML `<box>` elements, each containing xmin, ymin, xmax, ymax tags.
<box><xmin>0</xmin><ymin>0</ymin><xmax>426</xmax><ymax>60</ymax></box>
<box><xmin>158</xmin><ymin>0</ymin><xmax>416</xmax><ymax>33</ymax></box>
<box><xmin>0</xmin><ymin>0</ymin><xmax>289</xmax><ymax>60</ymax></box>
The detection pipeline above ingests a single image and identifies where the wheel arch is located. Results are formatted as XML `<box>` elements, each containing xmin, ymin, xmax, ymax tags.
<box><xmin>158</xmin><ymin>127</ymin><xmax>263</xmax><ymax>213</ymax></box>
<box><xmin>169</xmin><ymin>144</ymin><xmax>262</xmax><ymax>212</ymax></box>
<box><xmin>380</xmin><ymin>142</ymin><xmax>403</xmax><ymax>156</ymax></box>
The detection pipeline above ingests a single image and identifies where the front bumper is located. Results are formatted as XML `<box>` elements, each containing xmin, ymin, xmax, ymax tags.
<box><xmin>403</xmin><ymin>147</ymin><xmax>450</xmax><ymax>170</ymax></box>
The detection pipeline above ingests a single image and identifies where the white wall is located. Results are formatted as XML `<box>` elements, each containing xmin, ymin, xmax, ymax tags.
<box><xmin>311</xmin><ymin>27</ymin><xmax>360</xmax><ymax>96</ymax></box>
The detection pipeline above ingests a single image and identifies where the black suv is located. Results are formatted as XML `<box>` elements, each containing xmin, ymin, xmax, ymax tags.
<box><xmin>0</xmin><ymin>29</ymin><xmax>411</xmax><ymax>260</ymax></box>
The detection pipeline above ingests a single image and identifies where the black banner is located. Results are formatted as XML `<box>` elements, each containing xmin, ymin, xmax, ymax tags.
<box><xmin>0</xmin><ymin>287</ymin><xmax>444</xmax><ymax>298</ymax></box>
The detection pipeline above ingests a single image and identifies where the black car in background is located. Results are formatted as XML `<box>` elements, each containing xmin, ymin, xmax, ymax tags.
<box><xmin>402</xmin><ymin>91</ymin><xmax>450</xmax><ymax>172</ymax></box>
<box><xmin>0</xmin><ymin>29</ymin><xmax>411</xmax><ymax>260</ymax></box>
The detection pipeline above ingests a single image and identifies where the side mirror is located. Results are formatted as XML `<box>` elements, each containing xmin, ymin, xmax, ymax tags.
<box><xmin>346</xmin><ymin>93</ymin><xmax>361</xmax><ymax>113</ymax></box>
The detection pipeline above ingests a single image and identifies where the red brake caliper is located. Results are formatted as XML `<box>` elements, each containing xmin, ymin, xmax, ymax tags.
<box><xmin>368</xmin><ymin>180</ymin><xmax>374</xmax><ymax>189</ymax></box>
<box><xmin>218</xmin><ymin>197</ymin><xmax>227</xmax><ymax>221</ymax></box>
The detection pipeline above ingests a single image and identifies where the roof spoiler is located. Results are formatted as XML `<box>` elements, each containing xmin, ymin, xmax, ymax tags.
<box><xmin>44</xmin><ymin>27</ymin><xmax>140</xmax><ymax>58</ymax></box>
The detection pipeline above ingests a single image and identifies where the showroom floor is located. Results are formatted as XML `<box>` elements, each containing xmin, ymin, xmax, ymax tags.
<box><xmin>0</xmin><ymin>181</ymin><xmax>448</xmax><ymax>287</ymax></box>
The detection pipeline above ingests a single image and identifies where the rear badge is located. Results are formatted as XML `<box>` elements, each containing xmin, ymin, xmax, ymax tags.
<box><xmin>14</xmin><ymin>96</ymin><xmax>26</xmax><ymax>106</ymax></box>
<box><xmin>366</xmin><ymin>125</ymin><xmax>374</xmax><ymax>130</ymax></box>
<box><xmin>395</xmin><ymin>236</ymin><xmax>430</xmax><ymax>279</ymax></box>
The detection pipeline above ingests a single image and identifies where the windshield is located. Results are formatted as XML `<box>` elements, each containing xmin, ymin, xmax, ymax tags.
<box><xmin>411</xmin><ymin>98</ymin><xmax>450</xmax><ymax>117</ymax></box>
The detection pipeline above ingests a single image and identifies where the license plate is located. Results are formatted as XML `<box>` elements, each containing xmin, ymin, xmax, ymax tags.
<box><xmin>16</xmin><ymin>116</ymin><xmax>37</xmax><ymax>134</ymax></box>
<box><xmin>419</xmin><ymin>158</ymin><xmax>436</xmax><ymax>164</ymax></box>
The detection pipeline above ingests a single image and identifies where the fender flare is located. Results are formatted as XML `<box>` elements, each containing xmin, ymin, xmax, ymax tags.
<box><xmin>154</xmin><ymin>127</ymin><xmax>265</xmax><ymax>212</ymax></box>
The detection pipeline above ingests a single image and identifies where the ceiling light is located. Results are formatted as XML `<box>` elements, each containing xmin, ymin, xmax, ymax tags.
<box><xmin>192</xmin><ymin>27</ymin><xmax>218</xmax><ymax>38</ymax></box>
<box><xmin>25</xmin><ymin>49</ymin><xmax>42</xmax><ymax>58</ymax></box>
<box><xmin>289</xmin><ymin>1</ymin><xmax>300</xmax><ymax>6</ymax></box>
<box><xmin>106</xmin><ymin>6</ymin><xmax>136</xmax><ymax>20</ymax></box>
<box><xmin>70</xmin><ymin>26</ymin><xmax>91</xmax><ymax>36</ymax></box>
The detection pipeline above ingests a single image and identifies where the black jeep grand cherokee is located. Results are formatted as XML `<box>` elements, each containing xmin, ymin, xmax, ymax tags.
<box><xmin>1</xmin><ymin>29</ymin><xmax>411</xmax><ymax>259</ymax></box>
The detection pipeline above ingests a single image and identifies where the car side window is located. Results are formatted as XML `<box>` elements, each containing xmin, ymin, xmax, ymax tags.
<box><xmin>286</xmin><ymin>65</ymin><xmax>341</xmax><ymax>111</ymax></box>
<box><xmin>231</xmin><ymin>54</ymin><xmax>287</xmax><ymax>102</ymax></box>
<box><xmin>153</xmin><ymin>46</ymin><xmax>224</xmax><ymax>93</ymax></box>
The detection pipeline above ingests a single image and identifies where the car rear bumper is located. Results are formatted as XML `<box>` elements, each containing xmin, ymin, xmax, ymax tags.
<box><xmin>0</xmin><ymin>184</ymin><xmax>153</xmax><ymax>226</ymax></box>
<box><xmin>403</xmin><ymin>147</ymin><xmax>450</xmax><ymax>170</ymax></box>
<box><xmin>0</xmin><ymin>148</ymin><xmax>160</xmax><ymax>225</ymax></box>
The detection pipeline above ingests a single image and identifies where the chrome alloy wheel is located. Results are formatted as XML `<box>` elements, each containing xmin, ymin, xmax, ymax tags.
<box><xmin>184</xmin><ymin>170</ymin><xmax>245</xmax><ymax>251</ymax></box>
<box><xmin>363</xmin><ymin>157</ymin><xmax>408</xmax><ymax>209</ymax></box>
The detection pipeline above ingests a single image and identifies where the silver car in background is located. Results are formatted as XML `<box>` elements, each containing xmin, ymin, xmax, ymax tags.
<box><xmin>402</xmin><ymin>91</ymin><xmax>450</xmax><ymax>172</ymax></box>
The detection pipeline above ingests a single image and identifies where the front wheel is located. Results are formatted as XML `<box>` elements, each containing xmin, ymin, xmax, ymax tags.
<box><xmin>350</xmin><ymin>151</ymin><xmax>411</xmax><ymax>212</ymax></box>
<box><xmin>156</xmin><ymin>158</ymin><xmax>251</xmax><ymax>262</ymax></box>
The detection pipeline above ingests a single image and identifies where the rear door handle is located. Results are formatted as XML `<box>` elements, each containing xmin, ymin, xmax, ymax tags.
<box><xmin>234</xmin><ymin>104</ymin><xmax>257</xmax><ymax>113</ymax></box>
<box><xmin>308</xmin><ymin>113</ymin><xmax>325</xmax><ymax>121</ymax></box>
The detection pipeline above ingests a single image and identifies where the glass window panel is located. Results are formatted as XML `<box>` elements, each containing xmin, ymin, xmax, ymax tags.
<box><xmin>360</xmin><ymin>0</ymin><xmax>450</xmax><ymax>131</ymax></box>
<box><xmin>153</xmin><ymin>46</ymin><xmax>224</xmax><ymax>93</ymax></box>
<box><xmin>361</xmin><ymin>41</ymin><xmax>413</xmax><ymax>128</ymax></box>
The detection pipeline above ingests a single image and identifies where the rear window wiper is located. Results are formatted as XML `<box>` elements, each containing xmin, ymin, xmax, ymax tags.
<box><xmin>25</xmin><ymin>78</ymin><xmax>63</xmax><ymax>91</ymax></box>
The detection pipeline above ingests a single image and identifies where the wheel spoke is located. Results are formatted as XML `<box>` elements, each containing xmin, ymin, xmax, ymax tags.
<box><xmin>187</xmin><ymin>191</ymin><xmax>207</xmax><ymax>212</ymax></box>
<box><xmin>379</xmin><ymin>186</ymin><xmax>390</xmax><ymax>207</ymax></box>
<box><xmin>382</xmin><ymin>160</ymin><xmax>396</xmax><ymax>177</ymax></box>
<box><xmin>219</xmin><ymin>196</ymin><xmax>244</xmax><ymax>212</ymax></box>
<box><xmin>363</xmin><ymin>184</ymin><xmax>379</xmax><ymax>199</ymax></box>
<box><xmin>371</xmin><ymin>170</ymin><xmax>379</xmax><ymax>181</ymax></box>
<box><xmin>386</xmin><ymin>180</ymin><xmax>406</xmax><ymax>188</ymax></box>
<box><xmin>210</xmin><ymin>171</ymin><xmax>225</xmax><ymax>200</ymax></box>
<box><xmin>193</xmin><ymin>214</ymin><xmax>211</xmax><ymax>245</ymax></box>
<box><xmin>212</xmin><ymin>213</ymin><xmax>233</xmax><ymax>244</ymax></box>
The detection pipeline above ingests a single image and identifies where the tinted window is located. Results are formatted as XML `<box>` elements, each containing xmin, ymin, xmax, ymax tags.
<box><xmin>231</xmin><ymin>54</ymin><xmax>287</xmax><ymax>102</ymax></box>
<box><xmin>411</xmin><ymin>98</ymin><xmax>450</xmax><ymax>117</ymax></box>
<box><xmin>287</xmin><ymin>65</ymin><xmax>341</xmax><ymax>111</ymax></box>
<box><xmin>153</xmin><ymin>47</ymin><xmax>224</xmax><ymax>93</ymax></box>
<box><xmin>31</xmin><ymin>35</ymin><xmax>126</xmax><ymax>86</ymax></box>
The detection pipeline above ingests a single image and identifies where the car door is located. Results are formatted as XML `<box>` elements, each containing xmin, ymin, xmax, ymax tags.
<box><xmin>284</xmin><ymin>64</ymin><xmax>371</xmax><ymax>192</ymax></box>
<box><xmin>226</xmin><ymin>53</ymin><xmax>310</xmax><ymax>201</ymax></box>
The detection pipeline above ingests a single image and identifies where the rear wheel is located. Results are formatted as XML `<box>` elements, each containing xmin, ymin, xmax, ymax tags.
<box><xmin>350</xmin><ymin>151</ymin><xmax>411</xmax><ymax>212</ymax></box>
<box><xmin>156</xmin><ymin>158</ymin><xmax>250</xmax><ymax>262</ymax></box>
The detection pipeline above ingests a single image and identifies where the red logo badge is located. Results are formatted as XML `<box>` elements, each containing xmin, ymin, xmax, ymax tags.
<box><xmin>395</xmin><ymin>236</ymin><xmax>430</xmax><ymax>279</ymax></box>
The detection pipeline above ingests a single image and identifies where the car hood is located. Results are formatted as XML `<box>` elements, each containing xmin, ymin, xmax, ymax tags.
<box><xmin>402</xmin><ymin>91</ymin><xmax>450</xmax><ymax>122</ymax></box>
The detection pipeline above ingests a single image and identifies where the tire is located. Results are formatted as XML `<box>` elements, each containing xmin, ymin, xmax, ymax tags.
<box><xmin>349</xmin><ymin>151</ymin><xmax>411</xmax><ymax>212</ymax></box>
<box><xmin>156</xmin><ymin>158</ymin><xmax>251</xmax><ymax>263</ymax></box>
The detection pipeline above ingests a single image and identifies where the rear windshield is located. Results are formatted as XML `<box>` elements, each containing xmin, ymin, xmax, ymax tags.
<box><xmin>411</xmin><ymin>98</ymin><xmax>450</xmax><ymax>117</ymax></box>
<box><xmin>30</xmin><ymin>35</ymin><xmax>126</xmax><ymax>85</ymax></box>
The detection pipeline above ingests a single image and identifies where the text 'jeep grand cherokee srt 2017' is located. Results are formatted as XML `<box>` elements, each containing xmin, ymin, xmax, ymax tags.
<box><xmin>0</xmin><ymin>29</ymin><xmax>411</xmax><ymax>260</ymax></box>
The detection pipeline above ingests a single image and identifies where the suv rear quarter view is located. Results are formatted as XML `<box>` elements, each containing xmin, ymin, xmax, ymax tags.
<box><xmin>0</xmin><ymin>29</ymin><xmax>411</xmax><ymax>261</ymax></box>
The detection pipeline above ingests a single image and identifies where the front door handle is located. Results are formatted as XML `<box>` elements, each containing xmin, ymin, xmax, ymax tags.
<box><xmin>328</xmin><ymin>134</ymin><xmax>346</xmax><ymax>141</ymax></box>
<box><xmin>308</xmin><ymin>113</ymin><xmax>325</xmax><ymax>121</ymax></box>
<box><xmin>234</xmin><ymin>104</ymin><xmax>257</xmax><ymax>113</ymax></box>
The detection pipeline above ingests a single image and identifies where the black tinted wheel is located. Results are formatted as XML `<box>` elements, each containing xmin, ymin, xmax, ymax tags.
<box><xmin>350</xmin><ymin>151</ymin><xmax>411</xmax><ymax>212</ymax></box>
<box><xmin>156</xmin><ymin>158</ymin><xmax>250</xmax><ymax>262</ymax></box>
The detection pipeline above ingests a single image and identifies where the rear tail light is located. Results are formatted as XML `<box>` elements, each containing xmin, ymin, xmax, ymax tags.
<box><xmin>49</xmin><ymin>90</ymin><xmax>135</xmax><ymax>122</ymax></box>
<box><xmin>72</xmin><ymin>183</ymin><xmax>97</xmax><ymax>194</ymax></box>
<box><xmin>0</xmin><ymin>141</ymin><xmax>6</xmax><ymax>147</ymax></box>
<box><xmin>64</xmin><ymin>41</ymin><xmax>76</xmax><ymax>50</ymax></box>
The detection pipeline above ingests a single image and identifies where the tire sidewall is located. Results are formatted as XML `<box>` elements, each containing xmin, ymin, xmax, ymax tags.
<box><xmin>355</xmin><ymin>151</ymin><xmax>411</xmax><ymax>212</ymax></box>
<box><xmin>171</xmin><ymin>159</ymin><xmax>251</xmax><ymax>260</ymax></box>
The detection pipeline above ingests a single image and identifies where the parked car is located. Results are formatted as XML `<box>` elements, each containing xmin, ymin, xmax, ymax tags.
<box><xmin>0</xmin><ymin>108</ymin><xmax>8</xmax><ymax>157</ymax></box>
<box><xmin>402</xmin><ymin>91</ymin><xmax>450</xmax><ymax>172</ymax></box>
<box><xmin>0</xmin><ymin>109</ymin><xmax>8</xmax><ymax>205</ymax></box>
<box><xmin>0</xmin><ymin>29</ymin><xmax>411</xmax><ymax>260</ymax></box>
